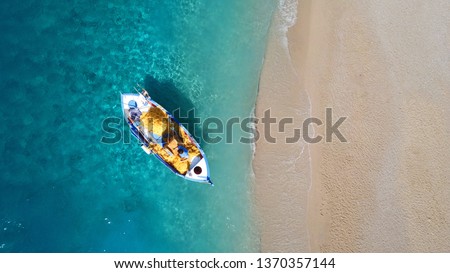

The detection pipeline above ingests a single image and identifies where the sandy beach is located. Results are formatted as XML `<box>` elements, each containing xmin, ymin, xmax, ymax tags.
<box><xmin>254</xmin><ymin>0</ymin><xmax>450</xmax><ymax>252</ymax></box>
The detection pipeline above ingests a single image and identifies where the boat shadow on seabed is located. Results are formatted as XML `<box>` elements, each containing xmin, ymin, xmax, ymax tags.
<box><xmin>144</xmin><ymin>75</ymin><xmax>202</xmax><ymax>144</ymax></box>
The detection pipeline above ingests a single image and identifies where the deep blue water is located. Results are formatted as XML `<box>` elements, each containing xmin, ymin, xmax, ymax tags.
<box><xmin>0</xmin><ymin>0</ymin><xmax>276</xmax><ymax>252</ymax></box>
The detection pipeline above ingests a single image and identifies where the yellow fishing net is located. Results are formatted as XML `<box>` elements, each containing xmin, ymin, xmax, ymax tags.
<box><xmin>150</xmin><ymin>143</ymin><xmax>190</xmax><ymax>174</ymax></box>
<box><xmin>142</xmin><ymin>105</ymin><xmax>202</xmax><ymax>175</ymax></box>
<box><xmin>179</xmin><ymin>127</ymin><xmax>201</xmax><ymax>161</ymax></box>
<box><xmin>140</xmin><ymin>106</ymin><xmax>169</xmax><ymax>136</ymax></box>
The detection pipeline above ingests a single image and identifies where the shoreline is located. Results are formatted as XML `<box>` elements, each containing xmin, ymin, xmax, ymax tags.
<box><xmin>253</xmin><ymin>0</ymin><xmax>311</xmax><ymax>252</ymax></box>
<box><xmin>254</xmin><ymin>0</ymin><xmax>450</xmax><ymax>252</ymax></box>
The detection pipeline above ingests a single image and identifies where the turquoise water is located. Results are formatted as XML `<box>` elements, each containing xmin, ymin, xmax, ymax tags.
<box><xmin>0</xmin><ymin>0</ymin><xmax>276</xmax><ymax>252</ymax></box>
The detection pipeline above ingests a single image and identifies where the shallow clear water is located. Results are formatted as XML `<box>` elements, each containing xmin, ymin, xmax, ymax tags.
<box><xmin>0</xmin><ymin>0</ymin><xmax>276</xmax><ymax>252</ymax></box>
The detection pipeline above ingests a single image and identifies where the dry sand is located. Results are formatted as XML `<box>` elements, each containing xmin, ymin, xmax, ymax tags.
<box><xmin>254</xmin><ymin>0</ymin><xmax>450</xmax><ymax>252</ymax></box>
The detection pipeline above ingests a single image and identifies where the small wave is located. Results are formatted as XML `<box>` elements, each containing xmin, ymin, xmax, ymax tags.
<box><xmin>248</xmin><ymin>105</ymin><xmax>257</xmax><ymax>159</ymax></box>
<box><xmin>278</xmin><ymin>0</ymin><xmax>298</xmax><ymax>48</ymax></box>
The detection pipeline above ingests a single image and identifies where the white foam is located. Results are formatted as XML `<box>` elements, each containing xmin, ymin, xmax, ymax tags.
<box><xmin>248</xmin><ymin>105</ymin><xmax>257</xmax><ymax>159</ymax></box>
<box><xmin>278</xmin><ymin>0</ymin><xmax>299</xmax><ymax>48</ymax></box>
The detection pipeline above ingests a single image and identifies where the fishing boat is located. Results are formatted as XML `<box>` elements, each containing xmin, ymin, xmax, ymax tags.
<box><xmin>121</xmin><ymin>86</ymin><xmax>213</xmax><ymax>185</ymax></box>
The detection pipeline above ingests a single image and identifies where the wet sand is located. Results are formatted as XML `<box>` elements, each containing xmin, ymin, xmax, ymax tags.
<box><xmin>254</xmin><ymin>0</ymin><xmax>450</xmax><ymax>252</ymax></box>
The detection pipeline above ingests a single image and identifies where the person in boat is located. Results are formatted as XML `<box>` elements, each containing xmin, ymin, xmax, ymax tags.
<box><xmin>128</xmin><ymin>100</ymin><xmax>142</xmax><ymax>122</ymax></box>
